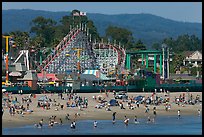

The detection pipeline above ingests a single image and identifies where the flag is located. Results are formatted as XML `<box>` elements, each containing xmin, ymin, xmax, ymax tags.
<box><xmin>80</xmin><ymin>12</ymin><xmax>86</xmax><ymax>16</ymax></box>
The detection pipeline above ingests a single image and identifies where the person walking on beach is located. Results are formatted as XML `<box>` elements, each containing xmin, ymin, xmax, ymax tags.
<box><xmin>153</xmin><ymin>107</ymin><xmax>157</xmax><ymax>117</ymax></box>
<box><xmin>66</xmin><ymin>113</ymin><xmax>70</xmax><ymax>120</ymax></box>
<box><xmin>39</xmin><ymin>119</ymin><xmax>43</xmax><ymax>127</ymax></box>
<box><xmin>73</xmin><ymin>121</ymin><xmax>76</xmax><ymax>128</ymax></box>
<box><xmin>9</xmin><ymin>106</ymin><xmax>12</xmax><ymax>116</ymax></box>
<box><xmin>198</xmin><ymin>109</ymin><xmax>201</xmax><ymax>116</ymax></box>
<box><xmin>70</xmin><ymin>122</ymin><xmax>75</xmax><ymax>129</ymax></box>
<box><xmin>59</xmin><ymin>118</ymin><xmax>63</xmax><ymax>125</ymax></box>
<box><xmin>178</xmin><ymin>110</ymin><xmax>181</xmax><ymax>119</ymax></box>
<box><xmin>147</xmin><ymin>116</ymin><xmax>151</xmax><ymax>123</ymax></box>
<box><xmin>49</xmin><ymin>120</ymin><xmax>54</xmax><ymax>128</ymax></box>
<box><xmin>153</xmin><ymin>109</ymin><xmax>157</xmax><ymax>116</ymax></box>
<box><xmin>145</xmin><ymin>106</ymin><xmax>149</xmax><ymax>113</ymax></box>
<box><xmin>112</xmin><ymin>112</ymin><xmax>116</xmax><ymax>123</ymax></box>
<box><xmin>27</xmin><ymin>103</ymin><xmax>29</xmax><ymax>110</ymax></box>
<box><xmin>113</xmin><ymin>90</ymin><xmax>116</xmax><ymax>97</ymax></box>
<box><xmin>134</xmin><ymin>115</ymin><xmax>139</xmax><ymax>124</ymax></box>
<box><xmin>2</xmin><ymin>108</ymin><xmax>4</xmax><ymax>117</ymax></box>
<box><xmin>94</xmin><ymin>120</ymin><xmax>97</xmax><ymax>128</ymax></box>
<box><xmin>124</xmin><ymin>116</ymin><xmax>129</xmax><ymax>125</ymax></box>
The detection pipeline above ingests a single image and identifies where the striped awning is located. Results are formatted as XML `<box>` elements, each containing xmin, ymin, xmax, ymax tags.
<box><xmin>83</xmin><ymin>70</ymin><xmax>99</xmax><ymax>78</ymax></box>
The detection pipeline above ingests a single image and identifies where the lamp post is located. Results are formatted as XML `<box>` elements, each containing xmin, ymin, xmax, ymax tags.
<box><xmin>2</xmin><ymin>35</ymin><xmax>12</xmax><ymax>85</ymax></box>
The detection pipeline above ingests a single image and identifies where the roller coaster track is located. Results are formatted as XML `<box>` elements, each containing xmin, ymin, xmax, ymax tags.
<box><xmin>37</xmin><ymin>28</ymin><xmax>81</xmax><ymax>72</ymax></box>
<box><xmin>37</xmin><ymin>26</ymin><xmax>126</xmax><ymax>74</ymax></box>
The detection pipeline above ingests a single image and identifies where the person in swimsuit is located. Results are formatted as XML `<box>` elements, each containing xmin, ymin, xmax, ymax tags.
<box><xmin>94</xmin><ymin>121</ymin><xmax>97</xmax><ymax>128</ymax></box>
<box><xmin>112</xmin><ymin>112</ymin><xmax>116</xmax><ymax>123</ymax></box>
<box><xmin>124</xmin><ymin>116</ymin><xmax>129</xmax><ymax>125</ymax></box>
<box><xmin>134</xmin><ymin>115</ymin><xmax>139</xmax><ymax>123</ymax></box>
<box><xmin>178</xmin><ymin>110</ymin><xmax>181</xmax><ymax>119</ymax></box>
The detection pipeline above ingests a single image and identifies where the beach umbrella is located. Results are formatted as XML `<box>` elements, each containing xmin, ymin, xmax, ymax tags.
<box><xmin>133</xmin><ymin>95</ymin><xmax>144</xmax><ymax>101</ymax></box>
<box><xmin>38</xmin><ymin>96</ymin><xmax>49</xmax><ymax>102</ymax></box>
<box><xmin>109</xmin><ymin>99</ymin><xmax>117</xmax><ymax>106</ymax></box>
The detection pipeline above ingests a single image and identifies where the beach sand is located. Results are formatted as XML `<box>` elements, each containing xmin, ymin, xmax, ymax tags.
<box><xmin>2</xmin><ymin>92</ymin><xmax>202</xmax><ymax>128</ymax></box>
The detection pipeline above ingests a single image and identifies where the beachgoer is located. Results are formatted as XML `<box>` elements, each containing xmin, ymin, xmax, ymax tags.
<box><xmin>112</xmin><ymin>112</ymin><xmax>116</xmax><ymax>123</ymax></box>
<box><xmin>153</xmin><ymin>109</ymin><xmax>157</xmax><ymax>116</ymax></box>
<box><xmin>9</xmin><ymin>107</ymin><xmax>12</xmax><ymax>116</ymax></box>
<box><xmin>160</xmin><ymin>88</ymin><xmax>162</xmax><ymax>93</ymax></box>
<box><xmin>113</xmin><ymin>90</ymin><xmax>116</xmax><ymax>97</ymax></box>
<box><xmin>61</xmin><ymin>93</ymin><xmax>63</xmax><ymax>100</ymax></box>
<box><xmin>73</xmin><ymin>121</ymin><xmax>76</xmax><ymax>128</ymax></box>
<box><xmin>74</xmin><ymin>113</ymin><xmax>80</xmax><ymax>119</ymax></box>
<box><xmin>136</xmin><ymin>102</ymin><xmax>139</xmax><ymax>108</ymax></box>
<box><xmin>152</xmin><ymin>117</ymin><xmax>155</xmax><ymax>123</ymax></box>
<box><xmin>2</xmin><ymin>108</ymin><xmax>4</xmax><ymax>117</ymax></box>
<box><xmin>94</xmin><ymin>121</ymin><xmax>97</xmax><ymax>128</ymax></box>
<box><xmin>49</xmin><ymin>120</ymin><xmax>54</xmax><ymax>128</ymax></box>
<box><xmin>134</xmin><ymin>116</ymin><xmax>139</xmax><ymax>123</ymax></box>
<box><xmin>120</xmin><ymin>103</ymin><xmax>125</xmax><ymax>109</ymax></box>
<box><xmin>147</xmin><ymin>116</ymin><xmax>151</xmax><ymax>123</ymax></box>
<box><xmin>165</xmin><ymin>104</ymin><xmax>168</xmax><ymax>111</ymax></box>
<box><xmin>27</xmin><ymin>103</ymin><xmax>29</xmax><ymax>110</ymax></box>
<box><xmin>39</xmin><ymin>119</ymin><xmax>43</xmax><ymax>127</ymax></box>
<box><xmin>124</xmin><ymin>116</ymin><xmax>129</xmax><ymax>125</ymax></box>
<box><xmin>59</xmin><ymin>118</ymin><xmax>63</xmax><ymax>125</ymax></box>
<box><xmin>70</xmin><ymin>122</ymin><xmax>75</xmax><ymax>129</ymax></box>
<box><xmin>198</xmin><ymin>109</ymin><xmax>201</xmax><ymax>116</ymax></box>
<box><xmin>66</xmin><ymin>113</ymin><xmax>70</xmax><ymax>120</ymax></box>
<box><xmin>60</xmin><ymin>104</ymin><xmax>64</xmax><ymax>110</ymax></box>
<box><xmin>145</xmin><ymin>106</ymin><xmax>149</xmax><ymax>113</ymax></box>
<box><xmin>178</xmin><ymin>110</ymin><xmax>181</xmax><ymax>119</ymax></box>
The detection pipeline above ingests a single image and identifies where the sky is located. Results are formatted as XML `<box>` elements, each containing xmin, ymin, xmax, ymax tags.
<box><xmin>2</xmin><ymin>2</ymin><xmax>202</xmax><ymax>23</ymax></box>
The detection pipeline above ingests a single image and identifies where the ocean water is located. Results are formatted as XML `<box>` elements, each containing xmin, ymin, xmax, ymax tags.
<box><xmin>2</xmin><ymin>115</ymin><xmax>202</xmax><ymax>135</ymax></box>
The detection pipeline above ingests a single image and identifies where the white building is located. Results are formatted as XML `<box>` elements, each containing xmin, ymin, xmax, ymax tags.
<box><xmin>183</xmin><ymin>51</ymin><xmax>202</xmax><ymax>67</ymax></box>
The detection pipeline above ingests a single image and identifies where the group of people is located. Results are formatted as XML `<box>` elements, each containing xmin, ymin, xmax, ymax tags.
<box><xmin>175</xmin><ymin>93</ymin><xmax>201</xmax><ymax>106</ymax></box>
<box><xmin>32</xmin><ymin>107</ymin><xmax>201</xmax><ymax>129</ymax></box>
<box><xmin>112</xmin><ymin>112</ymin><xmax>139</xmax><ymax>125</ymax></box>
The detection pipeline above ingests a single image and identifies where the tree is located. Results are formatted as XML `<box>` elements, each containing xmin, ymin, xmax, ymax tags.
<box><xmin>170</xmin><ymin>53</ymin><xmax>185</xmax><ymax>73</ymax></box>
<box><xmin>9</xmin><ymin>31</ymin><xmax>30</xmax><ymax>48</ymax></box>
<box><xmin>163</xmin><ymin>37</ymin><xmax>175</xmax><ymax>52</ymax></box>
<box><xmin>30</xmin><ymin>16</ymin><xmax>57</xmax><ymax>47</ymax></box>
<box><xmin>162</xmin><ymin>34</ymin><xmax>202</xmax><ymax>53</ymax></box>
<box><xmin>30</xmin><ymin>36</ymin><xmax>45</xmax><ymax>49</ymax></box>
<box><xmin>8</xmin><ymin>31</ymin><xmax>30</xmax><ymax>58</ymax></box>
<box><xmin>134</xmin><ymin>39</ymin><xmax>146</xmax><ymax>50</ymax></box>
<box><xmin>105</xmin><ymin>26</ymin><xmax>134</xmax><ymax>49</ymax></box>
<box><xmin>152</xmin><ymin>43</ymin><xmax>160</xmax><ymax>50</ymax></box>
<box><xmin>87</xmin><ymin>20</ymin><xmax>100</xmax><ymax>41</ymax></box>
<box><xmin>60</xmin><ymin>10</ymin><xmax>100</xmax><ymax>41</ymax></box>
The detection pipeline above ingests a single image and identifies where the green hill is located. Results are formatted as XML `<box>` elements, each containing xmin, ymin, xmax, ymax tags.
<box><xmin>2</xmin><ymin>9</ymin><xmax>202</xmax><ymax>49</ymax></box>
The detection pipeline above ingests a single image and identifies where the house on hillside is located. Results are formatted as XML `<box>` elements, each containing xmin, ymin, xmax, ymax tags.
<box><xmin>183</xmin><ymin>50</ymin><xmax>202</xmax><ymax>67</ymax></box>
